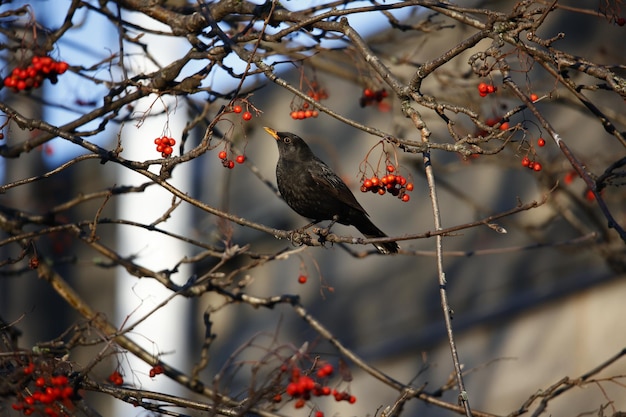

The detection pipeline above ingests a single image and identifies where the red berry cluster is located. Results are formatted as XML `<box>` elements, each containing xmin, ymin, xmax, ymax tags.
<box><xmin>520</xmin><ymin>138</ymin><xmax>547</xmax><ymax>171</ymax></box>
<box><xmin>477</xmin><ymin>82</ymin><xmax>497</xmax><ymax>97</ymax></box>
<box><xmin>3</xmin><ymin>56</ymin><xmax>69</xmax><ymax>92</ymax></box>
<box><xmin>12</xmin><ymin>366</ymin><xmax>74</xmax><ymax>417</ymax></box>
<box><xmin>290</xmin><ymin>102</ymin><xmax>319</xmax><ymax>120</ymax></box>
<box><xmin>218</xmin><ymin>150</ymin><xmax>245</xmax><ymax>169</ymax></box>
<box><xmin>149</xmin><ymin>364</ymin><xmax>164</xmax><ymax>378</ymax></box>
<box><xmin>107</xmin><ymin>370</ymin><xmax>124</xmax><ymax>385</ymax></box>
<box><xmin>360</xmin><ymin>165</ymin><xmax>413</xmax><ymax>202</ymax></box>
<box><xmin>521</xmin><ymin>156</ymin><xmax>542</xmax><ymax>171</ymax></box>
<box><xmin>307</xmin><ymin>82</ymin><xmax>329</xmax><ymax>101</ymax></box>
<box><xmin>231</xmin><ymin>103</ymin><xmax>253</xmax><ymax>121</ymax></box>
<box><xmin>154</xmin><ymin>136</ymin><xmax>176</xmax><ymax>157</ymax></box>
<box><xmin>275</xmin><ymin>363</ymin><xmax>356</xmax><ymax>411</ymax></box>
<box><xmin>359</xmin><ymin>88</ymin><xmax>388</xmax><ymax>107</ymax></box>
<box><xmin>290</xmin><ymin>84</ymin><xmax>327</xmax><ymax>120</ymax></box>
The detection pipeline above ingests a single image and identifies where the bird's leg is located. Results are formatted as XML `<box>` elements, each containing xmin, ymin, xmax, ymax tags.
<box><xmin>319</xmin><ymin>215</ymin><xmax>339</xmax><ymax>237</ymax></box>
<box><xmin>315</xmin><ymin>215</ymin><xmax>339</xmax><ymax>247</ymax></box>
<box><xmin>296</xmin><ymin>219</ymin><xmax>321</xmax><ymax>233</ymax></box>
<box><xmin>286</xmin><ymin>220</ymin><xmax>320</xmax><ymax>247</ymax></box>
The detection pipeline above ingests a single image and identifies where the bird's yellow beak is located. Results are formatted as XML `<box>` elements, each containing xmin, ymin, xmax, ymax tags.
<box><xmin>263</xmin><ymin>126</ymin><xmax>279</xmax><ymax>140</ymax></box>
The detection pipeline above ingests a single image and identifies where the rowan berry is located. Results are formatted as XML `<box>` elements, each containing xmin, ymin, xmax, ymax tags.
<box><xmin>242</xmin><ymin>111</ymin><xmax>252</xmax><ymax>121</ymax></box>
<box><xmin>55</xmin><ymin>61</ymin><xmax>69</xmax><ymax>74</ymax></box>
<box><xmin>218</xmin><ymin>151</ymin><xmax>227</xmax><ymax>160</ymax></box>
<box><xmin>537</xmin><ymin>138</ymin><xmax>546</xmax><ymax>147</ymax></box>
<box><xmin>233</xmin><ymin>104</ymin><xmax>242</xmax><ymax>113</ymax></box>
<box><xmin>236</xmin><ymin>155</ymin><xmax>245</xmax><ymax>164</ymax></box>
<box><xmin>297</xmin><ymin>275</ymin><xmax>307</xmax><ymax>284</ymax></box>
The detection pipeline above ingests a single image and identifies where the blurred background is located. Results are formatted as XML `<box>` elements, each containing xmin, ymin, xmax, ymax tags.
<box><xmin>1</xmin><ymin>1</ymin><xmax>625</xmax><ymax>416</ymax></box>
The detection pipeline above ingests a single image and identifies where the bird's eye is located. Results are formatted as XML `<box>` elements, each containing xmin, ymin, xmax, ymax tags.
<box><xmin>283</xmin><ymin>137</ymin><xmax>292</xmax><ymax>144</ymax></box>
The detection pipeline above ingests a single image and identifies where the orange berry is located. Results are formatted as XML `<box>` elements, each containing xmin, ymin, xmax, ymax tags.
<box><xmin>405</xmin><ymin>183</ymin><xmax>414</xmax><ymax>191</ymax></box>
<box><xmin>537</xmin><ymin>137</ymin><xmax>546</xmax><ymax>147</ymax></box>
<box><xmin>533</xmin><ymin>162</ymin><xmax>542</xmax><ymax>171</ymax></box>
<box><xmin>386</xmin><ymin>164</ymin><xmax>395</xmax><ymax>173</ymax></box>
<box><xmin>530</xmin><ymin>93</ymin><xmax>539</xmax><ymax>102</ymax></box>
<box><xmin>499</xmin><ymin>121</ymin><xmax>510</xmax><ymax>130</ymax></box>
<box><xmin>521</xmin><ymin>156</ymin><xmax>530</xmax><ymax>167</ymax></box>
<box><xmin>233</xmin><ymin>104</ymin><xmax>242</xmax><ymax>113</ymax></box>
<box><xmin>290</xmin><ymin>111</ymin><xmax>298</xmax><ymax>119</ymax></box>
<box><xmin>236</xmin><ymin>155</ymin><xmax>245</xmax><ymax>164</ymax></box>
<box><xmin>311</xmin><ymin>110</ymin><xmax>319</xmax><ymax>117</ymax></box>
<box><xmin>242</xmin><ymin>111</ymin><xmax>252</xmax><ymax>121</ymax></box>
<box><xmin>218</xmin><ymin>151</ymin><xmax>227</xmax><ymax>160</ymax></box>
<box><xmin>55</xmin><ymin>61</ymin><xmax>69</xmax><ymax>74</ymax></box>
<box><xmin>564</xmin><ymin>171</ymin><xmax>577</xmax><ymax>185</ymax></box>
<box><xmin>477</xmin><ymin>82</ymin><xmax>489</xmax><ymax>94</ymax></box>
<box><xmin>297</xmin><ymin>275</ymin><xmax>307</xmax><ymax>284</ymax></box>
<box><xmin>401</xmin><ymin>194</ymin><xmax>410</xmax><ymax>202</ymax></box>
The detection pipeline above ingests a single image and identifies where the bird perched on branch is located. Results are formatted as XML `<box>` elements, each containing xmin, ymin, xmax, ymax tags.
<box><xmin>264</xmin><ymin>127</ymin><xmax>399</xmax><ymax>254</ymax></box>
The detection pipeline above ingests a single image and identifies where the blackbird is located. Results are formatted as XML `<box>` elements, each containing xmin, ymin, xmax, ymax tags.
<box><xmin>264</xmin><ymin>127</ymin><xmax>399</xmax><ymax>254</ymax></box>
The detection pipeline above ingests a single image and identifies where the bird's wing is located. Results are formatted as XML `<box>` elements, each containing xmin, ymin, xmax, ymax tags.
<box><xmin>309</xmin><ymin>161</ymin><xmax>369</xmax><ymax>215</ymax></box>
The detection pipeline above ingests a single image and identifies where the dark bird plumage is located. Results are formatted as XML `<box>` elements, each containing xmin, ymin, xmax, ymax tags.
<box><xmin>264</xmin><ymin>127</ymin><xmax>399</xmax><ymax>254</ymax></box>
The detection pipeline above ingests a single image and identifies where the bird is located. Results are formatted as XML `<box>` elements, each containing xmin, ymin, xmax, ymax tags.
<box><xmin>264</xmin><ymin>127</ymin><xmax>399</xmax><ymax>254</ymax></box>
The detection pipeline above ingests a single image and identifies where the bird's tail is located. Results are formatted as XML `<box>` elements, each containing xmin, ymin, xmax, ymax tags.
<box><xmin>353</xmin><ymin>217</ymin><xmax>399</xmax><ymax>254</ymax></box>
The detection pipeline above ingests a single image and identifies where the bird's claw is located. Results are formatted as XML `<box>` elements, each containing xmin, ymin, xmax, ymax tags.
<box><xmin>288</xmin><ymin>230</ymin><xmax>314</xmax><ymax>248</ymax></box>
